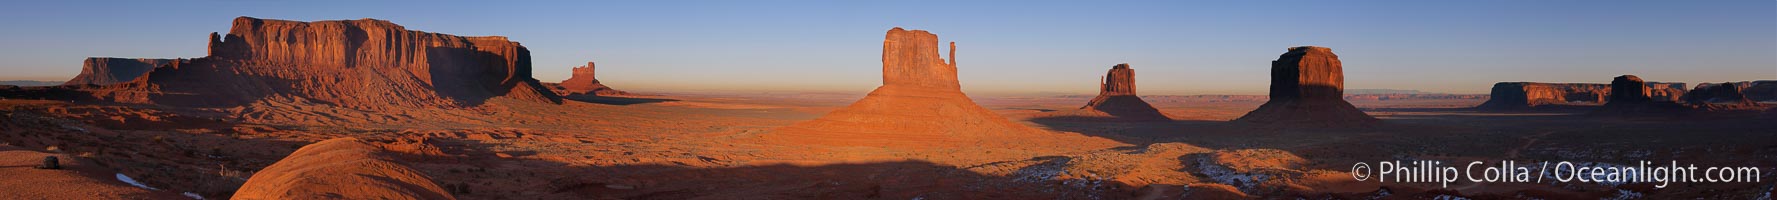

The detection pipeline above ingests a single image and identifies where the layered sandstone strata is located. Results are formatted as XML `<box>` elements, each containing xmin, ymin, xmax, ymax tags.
<box><xmin>233</xmin><ymin>138</ymin><xmax>454</xmax><ymax>200</ymax></box>
<box><xmin>769</xmin><ymin>28</ymin><xmax>1070</xmax><ymax>147</ymax></box>
<box><xmin>1475</xmin><ymin>82</ymin><xmax>1611</xmax><ymax>109</ymax></box>
<box><xmin>1235</xmin><ymin>46</ymin><xmax>1377</xmax><ymax>126</ymax></box>
<box><xmin>549</xmin><ymin>61</ymin><xmax>628</xmax><ymax>96</ymax></box>
<box><xmin>63</xmin><ymin>58</ymin><xmax>175</xmax><ymax>86</ymax></box>
<box><xmin>82</xmin><ymin>17</ymin><xmax>559</xmax><ymax>109</ymax></box>
<box><xmin>1078</xmin><ymin>63</ymin><xmax>1168</xmax><ymax>120</ymax></box>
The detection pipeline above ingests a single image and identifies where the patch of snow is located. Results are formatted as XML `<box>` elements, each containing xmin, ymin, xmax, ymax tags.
<box><xmin>1196</xmin><ymin>157</ymin><xmax>1265</xmax><ymax>192</ymax></box>
<box><xmin>115</xmin><ymin>173</ymin><xmax>158</xmax><ymax>191</ymax></box>
<box><xmin>183</xmin><ymin>192</ymin><xmax>205</xmax><ymax>199</ymax></box>
<box><xmin>1430</xmin><ymin>194</ymin><xmax>1471</xmax><ymax>200</ymax></box>
<box><xmin>1602</xmin><ymin>189</ymin><xmax>1643</xmax><ymax>200</ymax></box>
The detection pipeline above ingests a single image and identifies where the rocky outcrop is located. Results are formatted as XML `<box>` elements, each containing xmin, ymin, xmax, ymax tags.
<box><xmin>1078</xmin><ymin>63</ymin><xmax>1168</xmax><ymax>120</ymax></box>
<box><xmin>63</xmin><ymin>58</ymin><xmax>174</xmax><ymax>86</ymax></box>
<box><xmin>1744</xmin><ymin>81</ymin><xmax>1777</xmax><ymax>101</ymax></box>
<box><xmin>1683</xmin><ymin>83</ymin><xmax>1754</xmax><ymax>105</ymax></box>
<box><xmin>1646</xmin><ymin>82</ymin><xmax>1686</xmax><ymax>102</ymax></box>
<box><xmin>233</xmin><ymin>137</ymin><xmax>454</xmax><ymax>200</ymax></box>
<box><xmin>1475</xmin><ymin>82</ymin><xmax>1611</xmax><ymax>109</ymax></box>
<box><xmin>548</xmin><ymin>61</ymin><xmax>628</xmax><ymax>96</ymax></box>
<box><xmin>1695</xmin><ymin>80</ymin><xmax>1777</xmax><ymax>102</ymax></box>
<box><xmin>81</xmin><ymin>17</ymin><xmax>559</xmax><ymax>109</ymax></box>
<box><xmin>1235</xmin><ymin>46</ymin><xmax>1377</xmax><ymax>127</ymax></box>
<box><xmin>1476</xmin><ymin>81</ymin><xmax>1688</xmax><ymax>110</ymax></box>
<box><xmin>767</xmin><ymin>28</ymin><xmax>1111</xmax><ymax>148</ymax></box>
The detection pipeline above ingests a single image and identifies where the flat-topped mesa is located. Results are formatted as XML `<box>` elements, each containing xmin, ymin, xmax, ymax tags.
<box><xmin>86</xmin><ymin>16</ymin><xmax>560</xmax><ymax>109</ymax></box>
<box><xmin>1079</xmin><ymin>63</ymin><xmax>1168</xmax><ymax>120</ymax></box>
<box><xmin>552</xmin><ymin>60</ymin><xmax>627</xmax><ymax>96</ymax></box>
<box><xmin>1609</xmin><ymin>75</ymin><xmax>1653</xmax><ymax>103</ymax></box>
<box><xmin>766</xmin><ymin>27</ymin><xmax>1117</xmax><ymax>149</ymax></box>
<box><xmin>63</xmin><ymin>58</ymin><xmax>176</xmax><ymax>86</ymax></box>
<box><xmin>1476</xmin><ymin>80</ymin><xmax>1689</xmax><ymax>110</ymax></box>
<box><xmin>1683</xmin><ymin>83</ymin><xmax>1755</xmax><ymax>105</ymax></box>
<box><xmin>1235</xmin><ymin>46</ymin><xmax>1378</xmax><ymax>126</ymax></box>
<box><xmin>1475</xmin><ymin>82</ymin><xmax>1611</xmax><ymax>109</ymax></box>
<box><xmin>881</xmin><ymin>27</ymin><xmax>960</xmax><ymax>90</ymax></box>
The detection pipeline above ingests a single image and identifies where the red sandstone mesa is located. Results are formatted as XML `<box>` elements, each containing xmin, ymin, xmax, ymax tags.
<box><xmin>71</xmin><ymin>17</ymin><xmax>559</xmax><ymax>109</ymax></box>
<box><xmin>1476</xmin><ymin>81</ymin><xmax>1689</xmax><ymax>110</ymax></box>
<box><xmin>1078</xmin><ymin>63</ymin><xmax>1169</xmax><ymax>120</ymax></box>
<box><xmin>1683</xmin><ymin>82</ymin><xmax>1756</xmax><ymax>105</ymax></box>
<box><xmin>1235</xmin><ymin>46</ymin><xmax>1378</xmax><ymax>126</ymax></box>
<box><xmin>767</xmin><ymin>27</ymin><xmax>1110</xmax><ymax>148</ymax></box>
<box><xmin>547</xmin><ymin>60</ymin><xmax>628</xmax><ymax>96</ymax></box>
<box><xmin>233</xmin><ymin>138</ymin><xmax>454</xmax><ymax>200</ymax></box>
<box><xmin>63</xmin><ymin>58</ymin><xmax>175</xmax><ymax>86</ymax></box>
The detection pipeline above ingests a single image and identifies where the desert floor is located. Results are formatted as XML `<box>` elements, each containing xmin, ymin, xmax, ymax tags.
<box><xmin>1</xmin><ymin>93</ymin><xmax>1772</xmax><ymax>199</ymax></box>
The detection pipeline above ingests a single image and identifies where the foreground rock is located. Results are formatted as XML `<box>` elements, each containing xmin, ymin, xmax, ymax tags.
<box><xmin>1235</xmin><ymin>46</ymin><xmax>1377</xmax><ymax>127</ymax></box>
<box><xmin>63</xmin><ymin>58</ymin><xmax>175</xmax><ymax>86</ymax></box>
<box><xmin>48</xmin><ymin>17</ymin><xmax>561</xmax><ymax>109</ymax></box>
<box><xmin>546</xmin><ymin>60</ymin><xmax>629</xmax><ymax>96</ymax></box>
<box><xmin>233</xmin><ymin>137</ymin><xmax>454</xmax><ymax>200</ymax></box>
<box><xmin>768</xmin><ymin>27</ymin><xmax>1115</xmax><ymax>148</ymax></box>
<box><xmin>1076</xmin><ymin>63</ymin><xmax>1168</xmax><ymax>120</ymax></box>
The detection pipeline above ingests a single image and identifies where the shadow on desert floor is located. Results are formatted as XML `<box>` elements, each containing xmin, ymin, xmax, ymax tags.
<box><xmin>392</xmin><ymin>137</ymin><xmax>1141</xmax><ymax>199</ymax></box>
<box><xmin>562</xmin><ymin>95</ymin><xmax>681</xmax><ymax>105</ymax></box>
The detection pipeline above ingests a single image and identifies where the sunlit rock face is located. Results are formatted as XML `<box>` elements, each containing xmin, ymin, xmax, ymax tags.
<box><xmin>1236</xmin><ymin>46</ymin><xmax>1377</xmax><ymax>127</ymax></box>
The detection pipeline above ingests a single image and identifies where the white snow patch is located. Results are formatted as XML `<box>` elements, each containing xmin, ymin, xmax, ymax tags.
<box><xmin>183</xmin><ymin>192</ymin><xmax>205</xmax><ymax>199</ymax></box>
<box><xmin>115</xmin><ymin>173</ymin><xmax>158</xmax><ymax>190</ymax></box>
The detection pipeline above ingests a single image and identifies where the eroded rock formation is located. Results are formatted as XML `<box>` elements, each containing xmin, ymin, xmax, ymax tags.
<box><xmin>768</xmin><ymin>28</ymin><xmax>1111</xmax><ymax>148</ymax></box>
<box><xmin>79</xmin><ymin>17</ymin><xmax>560</xmax><ymax>109</ymax></box>
<box><xmin>63</xmin><ymin>58</ymin><xmax>174</xmax><ymax>86</ymax></box>
<box><xmin>1235</xmin><ymin>46</ymin><xmax>1377</xmax><ymax>126</ymax></box>
<box><xmin>1477</xmin><ymin>81</ymin><xmax>1688</xmax><ymax>110</ymax></box>
<box><xmin>1078</xmin><ymin>63</ymin><xmax>1168</xmax><ymax>120</ymax></box>
<box><xmin>548</xmin><ymin>61</ymin><xmax>628</xmax><ymax>96</ymax></box>
<box><xmin>1683</xmin><ymin>83</ymin><xmax>1754</xmax><ymax>105</ymax></box>
<box><xmin>233</xmin><ymin>137</ymin><xmax>454</xmax><ymax>200</ymax></box>
<box><xmin>1475</xmin><ymin>82</ymin><xmax>1611</xmax><ymax>109</ymax></box>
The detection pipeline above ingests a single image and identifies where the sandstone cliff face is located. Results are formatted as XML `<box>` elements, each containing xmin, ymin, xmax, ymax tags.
<box><xmin>1079</xmin><ymin>63</ymin><xmax>1168</xmax><ymax>120</ymax></box>
<box><xmin>1235</xmin><ymin>46</ymin><xmax>1377</xmax><ymax>126</ymax></box>
<box><xmin>86</xmin><ymin>17</ymin><xmax>559</xmax><ymax>109</ymax></box>
<box><xmin>1699</xmin><ymin>80</ymin><xmax>1777</xmax><ymax>102</ymax></box>
<box><xmin>233</xmin><ymin>138</ymin><xmax>454</xmax><ymax>200</ymax></box>
<box><xmin>63</xmin><ymin>58</ymin><xmax>174</xmax><ymax>86</ymax></box>
<box><xmin>551</xmin><ymin>61</ymin><xmax>628</xmax><ymax>96</ymax></box>
<box><xmin>768</xmin><ymin>28</ymin><xmax>1116</xmax><ymax>149</ymax></box>
<box><xmin>1476</xmin><ymin>82</ymin><xmax>1609</xmax><ymax>109</ymax></box>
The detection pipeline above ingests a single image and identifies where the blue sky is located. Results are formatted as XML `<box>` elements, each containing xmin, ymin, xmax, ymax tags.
<box><xmin>1</xmin><ymin>1</ymin><xmax>1771</xmax><ymax>95</ymax></box>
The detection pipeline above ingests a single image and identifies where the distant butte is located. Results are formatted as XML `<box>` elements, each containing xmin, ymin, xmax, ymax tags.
<box><xmin>1077</xmin><ymin>63</ymin><xmax>1169</xmax><ymax>120</ymax></box>
<box><xmin>765</xmin><ymin>27</ymin><xmax>1118</xmax><ymax>148</ymax></box>
<box><xmin>546</xmin><ymin>60</ymin><xmax>629</xmax><ymax>96</ymax></box>
<box><xmin>1234</xmin><ymin>46</ymin><xmax>1378</xmax><ymax>127</ymax></box>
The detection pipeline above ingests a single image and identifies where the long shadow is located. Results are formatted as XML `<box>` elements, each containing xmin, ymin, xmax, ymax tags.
<box><xmin>386</xmin><ymin>137</ymin><xmax>1143</xmax><ymax>199</ymax></box>
<box><xmin>1026</xmin><ymin>116</ymin><xmax>1236</xmax><ymax>147</ymax></box>
<box><xmin>562</xmin><ymin>95</ymin><xmax>680</xmax><ymax>106</ymax></box>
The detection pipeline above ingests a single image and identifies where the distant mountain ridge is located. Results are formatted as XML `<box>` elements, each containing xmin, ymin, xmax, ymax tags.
<box><xmin>0</xmin><ymin>80</ymin><xmax>62</xmax><ymax>86</ymax></box>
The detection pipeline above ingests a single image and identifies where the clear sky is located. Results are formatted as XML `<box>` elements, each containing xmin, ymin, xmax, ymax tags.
<box><xmin>2</xmin><ymin>1</ymin><xmax>1772</xmax><ymax>95</ymax></box>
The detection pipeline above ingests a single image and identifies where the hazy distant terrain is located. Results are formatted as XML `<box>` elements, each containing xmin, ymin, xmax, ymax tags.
<box><xmin>0</xmin><ymin>80</ymin><xmax>60</xmax><ymax>86</ymax></box>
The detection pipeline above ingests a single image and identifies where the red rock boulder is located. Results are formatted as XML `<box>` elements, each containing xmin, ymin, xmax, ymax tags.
<box><xmin>232</xmin><ymin>137</ymin><xmax>454</xmax><ymax>200</ymax></box>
